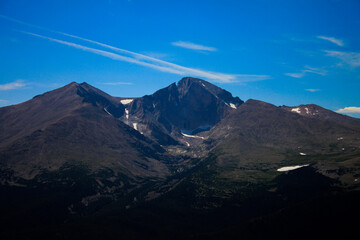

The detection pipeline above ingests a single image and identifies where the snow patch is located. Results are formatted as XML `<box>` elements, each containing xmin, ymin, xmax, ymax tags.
<box><xmin>229</xmin><ymin>103</ymin><xmax>237</xmax><ymax>109</ymax></box>
<box><xmin>337</xmin><ymin>137</ymin><xmax>343</xmax><ymax>140</ymax></box>
<box><xmin>201</xmin><ymin>83</ymin><xmax>206</xmax><ymax>87</ymax></box>
<box><xmin>120</xmin><ymin>99</ymin><xmax>133</xmax><ymax>105</ymax></box>
<box><xmin>305</xmin><ymin>107</ymin><xmax>309</xmax><ymax>114</ymax></box>
<box><xmin>133</xmin><ymin>123</ymin><xmax>138</xmax><ymax>130</ymax></box>
<box><xmin>125</xmin><ymin>109</ymin><xmax>129</xmax><ymax>119</ymax></box>
<box><xmin>299</xmin><ymin>152</ymin><xmax>307</xmax><ymax>156</ymax></box>
<box><xmin>181</xmin><ymin>133</ymin><xmax>204</xmax><ymax>139</ymax></box>
<box><xmin>185</xmin><ymin>141</ymin><xmax>190</xmax><ymax>147</ymax></box>
<box><xmin>291</xmin><ymin>107</ymin><xmax>301</xmax><ymax>114</ymax></box>
<box><xmin>277</xmin><ymin>164</ymin><xmax>309</xmax><ymax>172</ymax></box>
<box><xmin>104</xmin><ymin>108</ymin><xmax>111</xmax><ymax>115</ymax></box>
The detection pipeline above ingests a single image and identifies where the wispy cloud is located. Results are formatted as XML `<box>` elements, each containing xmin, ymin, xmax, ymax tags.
<box><xmin>0</xmin><ymin>80</ymin><xmax>26</xmax><ymax>90</ymax></box>
<box><xmin>324</xmin><ymin>50</ymin><xmax>360</xmax><ymax>67</ymax></box>
<box><xmin>19</xmin><ymin>30</ymin><xmax>270</xmax><ymax>83</ymax></box>
<box><xmin>284</xmin><ymin>72</ymin><xmax>305</xmax><ymax>78</ymax></box>
<box><xmin>21</xmin><ymin>31</ymin><xmax>233</xmax><ymax>82</ymax></box>
<box><xmin>305</xmin><ymin>89</ymin><xmax>320</xmax><ymax>92</ymax></box>
<box><xmin>103</xmin><ymin>82</ymin><xmax>133</xmax><ymax>85</ymax></box>
<box><xmin>285</xmin><ymin>66</ymin><xmax>327</xmax><ymax>78</ymax></box>
<box><xmin>303</xmin><ymin>66</ymin><xmax>327</xmax><ymax>75</ymax></box>
<box><xmin>0</xmin><ymin>14</ymin><xmax>43</xmax><ymax>29</ymax></box>
<box><xmin>2</xmin><ymin>14</ymin><xmax>270</xmax><ymax>83</ymax></box>
<box><xmin>171</xmin><ymin>41</ymin><xmax>217</xmax><ymax>52</ymax></box>
<box><xmin>235</xmin><ymin>75</ymin><xmax>271</xmax><ymax>82</ymax></box>
<box><xmin>317</xmin><ymin>36</ymin><xmax>344</xmax><ymax>47</ymax></box>
<box><xmin>336</xmin><ymin>107</ymin><xmax>360</xmax><ymax>113</ymax></box>
<box><xmin>141</xmin><ymin>52</ymin><xmax>169</xmax><ymax>60</ymax></box>
<box><xmin>0</xmin><ymin>99</ymin><xmax>9</xmax><ymax>104</ymax></box>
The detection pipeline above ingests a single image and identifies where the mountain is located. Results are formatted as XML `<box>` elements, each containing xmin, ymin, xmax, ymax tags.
<box><xmin>119</xmin><ymin>77</ymin><xmax>243</xmax><ymax>145</ymax></box>
<box><xmin>282</xmin><ymin>104</ymin><xmax>360</xmax><ymax>130</ymax></box>
<box><xmin>157</xmin><ymin>99</ymin><xmax>360</xmax><ymax>208</ymax></box>
<box><xmin>210</xmin><ymin>99</ymin><xmax>360</xmax><ymax>153</ymax></box>
<box><xmin>1</xmin><ymin>78</ymin><xmax>360</xmax><ymax>240</ymax></box>
<box><xmin>0</xmin><ymin>82</ymin><xmax>169</xmax><ymax>180</ymax></box>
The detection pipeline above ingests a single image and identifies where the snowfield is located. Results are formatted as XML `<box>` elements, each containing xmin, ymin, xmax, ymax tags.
<box><xmin>181</xmin><ymin>133</ymin><xmax>204</xmax><ymax>139</ymax></box>
<box><xmin>277</xmin><ymin>164</ymin><xmax>309</xmax><ymax>172</ymax></box>
<box><xmin>120</xmin><ymin>99</ymin><xmax>134</xmax><ymax>105</ymax></box>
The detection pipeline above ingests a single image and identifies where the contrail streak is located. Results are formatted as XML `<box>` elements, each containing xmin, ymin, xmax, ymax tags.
<box><xmin>2</xmin><ymin>14</ymin><xmax>270</xmax><ymax>82</ymax></box>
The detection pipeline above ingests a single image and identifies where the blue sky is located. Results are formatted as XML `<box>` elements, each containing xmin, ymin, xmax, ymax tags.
<box><xmin>1</xmin><ymin>0</ymin><xmax>360</xmax><ymax>117</ymax></box>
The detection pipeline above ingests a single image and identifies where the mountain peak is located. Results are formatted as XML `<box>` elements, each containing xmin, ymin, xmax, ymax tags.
<box><xmin>79</xmin><ymin>82</ymin><xmax>92</xmax><ymax>88</ymax></box>
<box><xmin>244</xmin><ymin>99</ymin><xmax>275</xmax><ymax>107</ymax></box>
<box><xmin>53</xmin><ymin>81</ymin><xmax>79</xmax><ymax>92</ymax></box>
<box><xmin>177</xmin><ymin>77</ymin><xmax>206</xmax><ymax>86</ymax></box>
<box><xmin>177</xmin><ymin>77</ymin><xmax>216</xmax><ymax>91</ymax></box>
<box><xmin>68</xmin><ymin>81</ymin><xmax>79</xmax><ymax>86</ymax></box>
<box><xmin>121</xmin><ymin>77</ymin><xmax>244</xmax><ymax>144</ymax></box>
<box><xmin>177</xmin><ymin>77</ymin><xmax>243</xmax><ymax>106</ymax></box>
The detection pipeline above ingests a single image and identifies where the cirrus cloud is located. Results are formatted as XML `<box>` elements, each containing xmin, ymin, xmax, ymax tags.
<box><xmin>305</xmin><ymin>89</ymin><xmax>320</xmax><ymax>92</ymax></box>
<box><xmin>3</xmin><ymin>14</ymin><xmax>270</xmax><ymax>84</ymax></box>
<box><xmin>171</xmin><ymin>41</ymin><xmax>217</xmax><ymax>52</ymax></box>
<box><xmin>285</xmin><ymin>66</ymin><xmax>327</xmax><ymax>78</ymax></box>
<box><xmin>324</xmin><ymin>50</ymin><xmax>360</xmax><ymax>67</ymax></box>
<box><xmin>0</xmin><ymin>80</ymin><xmax>27</xmax><ymax>90</ymax></box>
<box><xmin>317</xmin><ymin>36</ymin><xmax>344</xmax><ymax>47</ymax></box>
<box><xmin>20</xmin><ymin>31</ymin><xmax>270</xmax><ymax>83</ymax></box>
<box><xmin>285</xmin><ymin>72</ymin><xmax>305</xmax><ymax>78</ymax></box>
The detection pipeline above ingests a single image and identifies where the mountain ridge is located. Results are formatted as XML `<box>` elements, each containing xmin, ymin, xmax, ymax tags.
<box><xmin>1</xmin><ymin>77</ymin><xmax>360</xmax><ymax>240</ymax></box>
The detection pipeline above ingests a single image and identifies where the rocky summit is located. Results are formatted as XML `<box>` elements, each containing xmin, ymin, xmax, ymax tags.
<box><xmin>1</xmin><ymin>77</ymin><xmax>360</xmax><ymax>240</ymax></box>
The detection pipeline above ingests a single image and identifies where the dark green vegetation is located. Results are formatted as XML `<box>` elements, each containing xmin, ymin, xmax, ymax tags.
<box><xmin>1</xmin><ymin>78</ymin><xmax>360</xmax><ymax>239</ymax></box>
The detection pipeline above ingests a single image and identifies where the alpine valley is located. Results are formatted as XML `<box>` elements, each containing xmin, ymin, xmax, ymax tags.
<box><xmin>1</xmin><ymin>77</ymin><xmax>360</xmax><ymax>240</ymax></box>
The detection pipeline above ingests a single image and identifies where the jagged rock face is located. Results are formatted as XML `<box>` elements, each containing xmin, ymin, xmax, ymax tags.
<box><xmin>124</xmin><ymin>77</ymin><xmax>243</xmax><ymax>142</ymax></box>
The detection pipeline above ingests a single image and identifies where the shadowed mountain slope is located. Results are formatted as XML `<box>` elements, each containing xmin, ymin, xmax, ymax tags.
<box><xmin>0</xmin><ymin>82</ymin><xmax>169</xmax><ymax>179</ymax></box>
